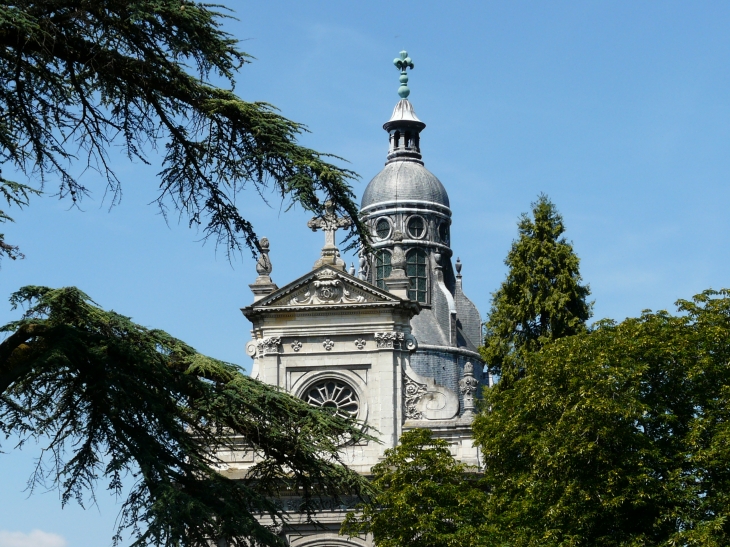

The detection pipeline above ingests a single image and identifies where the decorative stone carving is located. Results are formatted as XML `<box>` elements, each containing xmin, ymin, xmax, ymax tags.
<box><xmin>307</xmin><ymin>200</ymin><xmax>353</xmax><ymax>270</ymax></box>
<box><xmin>357</xmin><ymin>246</ymin><xmax>371</xmax><ymax>281</ymax></box>
<box><xmin>459</xmin><ymin>362</ymin><xmax>479</xmax><ymax>418</ymax></box>
<box><xmin>404</xmin><ymin>333</ymin><xmax>418</xmax><ymax>352</ymax></box>
<box><xmin>290</xmin><ymin>340</ymin><xmax>302</xmax><ymax>352</ymax></box>
<box><xmin>390</xmin><ymin>230</ymin><xmax>406</xmax><ymax>271</ymax></box>
<box><xmin>245</xmin><ymin>340</ymin><xmax>257</xmax><ymax>357</ymax></box>
<box><xmin>288</xmin><ymin>269</ymin><xmax>367</xmax><ymax>305</ymax></box>
<box><xmin>402</xmin><ymin>366</ymin><xmax>460</xmax><ymax>421</ymax></box>
<box><xmin>383</xmin><ymin>231</ymin><xmax>409</xmax><ymax>298</ymax></box>
<box><xmin>354</xmin><ymin>338</ymin><xmax>366</xmax><ymax>350</ymax></box>
<box><xmin>322</xmin><ymin>338</ymin><xmax>335</xmax><ymax>351</ymax></box>
<box><xmin>254</xmin><ymin>336</ymin><xmax>280</xmax><ymax>356</ymax></box>
<box><xmin>249</xmin><ymin>237</ymin><xmax>278</xmax><ymax>301</ymax></box>
<box><xmin>375</xmin><ymin>331</ymin><xmax>404</xmax><ymax>349</ymax></box>
<box><xmin>403</xmin><ymin>370</ymin><xmax>427</xmax><ymax>419</ymax></box>
<box><xmin>255</xmin><ymin>237</ymin><xmax>273</xmax><ymax>277</ymax></box>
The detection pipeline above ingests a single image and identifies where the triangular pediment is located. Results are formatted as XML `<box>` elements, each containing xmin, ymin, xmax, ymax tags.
<box><xmin>254</xmin><ymin>266</ymin><xmax>401</xmax><ymax>308</ymax></box>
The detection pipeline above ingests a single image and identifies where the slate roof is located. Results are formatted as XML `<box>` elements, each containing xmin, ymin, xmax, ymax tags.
<box><xmin>361</xmin><ymin>160</ymin><xmax>450</xmax><ymax>210</ymax></box>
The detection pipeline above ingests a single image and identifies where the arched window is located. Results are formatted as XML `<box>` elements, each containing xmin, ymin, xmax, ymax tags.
<box><xmin>375</xmin><ymin>250</ymin><xmax>392</xmax><ymax>289</ymax></box>
<box><xmin>406</xmin><ymin>249</ymin><xmax>428</xmax><ymax>303</ymax></box>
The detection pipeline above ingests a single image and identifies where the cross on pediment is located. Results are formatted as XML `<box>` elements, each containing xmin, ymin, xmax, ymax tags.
<box><xmin>307</xmin><ymin>200</ymin><xmax>353</xmax><ymax>270</ymax></box>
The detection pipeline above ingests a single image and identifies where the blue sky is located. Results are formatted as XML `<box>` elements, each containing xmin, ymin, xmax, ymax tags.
<box><xmin>2</xmin><ymin>2</ymin><xmax>730</xmax><ymax>546</ymax></box>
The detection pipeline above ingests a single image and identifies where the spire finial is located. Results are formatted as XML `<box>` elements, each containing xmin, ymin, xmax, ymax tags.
<box><xmin>393</xmin><ymin>50</ymin><xmax>414</xmax><ymax>99</ymax></box>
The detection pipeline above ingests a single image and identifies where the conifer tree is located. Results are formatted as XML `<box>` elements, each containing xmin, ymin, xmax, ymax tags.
<box><xmin>0</xmin><ymin>0</ymin><xmax>365</xmax><ymax>262</ymax></box>
<box><xmin>481</xmin><ymin>194</ymin><xmax>592</xmax><ymax>376</ymax></box>
<box><xmin>0</xmin><ymin>286</ymin><xmax>373</xmax><ymax>547</ymax></box>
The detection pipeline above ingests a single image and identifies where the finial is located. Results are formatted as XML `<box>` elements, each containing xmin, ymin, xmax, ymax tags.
<box><xmin>393</xmin><ymin>50</ymin><xmax>414</xmax><ymax>99</ymax></box>
<box><xmin>255</xmin><ymin>237</ymin><xmax>272</xmax><ymax>277</ymax></box>
<box><xmin>455</xmin><ymin>257</ymin><xmax>462</xmax><ymax>276</ymax></box>
<box><xmin>349</xmin><ymin>263</ymin><xmax>356</xmax><ymax>275</ymax></box>
<box><xmin>249</xmin><ymin>236</ymin><xmax>278</xmax><ymax>301</ymax></box>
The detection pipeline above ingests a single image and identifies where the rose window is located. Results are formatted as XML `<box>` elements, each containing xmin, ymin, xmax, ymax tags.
<box><xmin>305</xmin><ymin>380</ymin><xmax>360</xmax><ymax>418</ymax></box>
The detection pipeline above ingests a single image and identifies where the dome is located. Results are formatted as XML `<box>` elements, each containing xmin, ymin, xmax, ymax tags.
<box><xmin>360</xmin><ymin>161</ymin><xmax>450</xmax><ymax>210</ymax></box>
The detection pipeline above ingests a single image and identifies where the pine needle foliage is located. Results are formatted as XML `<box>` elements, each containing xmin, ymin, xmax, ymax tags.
<box><xmin>0</xmin><ymin>286</ymin><xmax>374</xmax><ymax>547</ymax></box>
<box><xmin>342</xmin><ymin>429</ymin><xmax>491</xmax><ymax>547</ymax></box>
<box><xmin>0</xmin><ymin>180</ymin><xmax>39</xmax><ymax>262</ymax></box>
<box><xmin>481</xmin><ymin>194</ymin><xmax>592</xmax><ymax>377</ymax></box>
<box><xmin>473</xmin><ymin>289</ymin><xmax>730</xmax><ymax>547</ymax></box>
<box><xmin>0</xmin><ymin>0</ymin><xmax>366</xmax><ymax>260</ymax></box>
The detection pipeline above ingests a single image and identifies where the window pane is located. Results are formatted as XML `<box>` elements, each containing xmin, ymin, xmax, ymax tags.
<box><xmin>405</xmin><ymin>249</ymin><xmax>428</xmax><ymax>304</ymax></box>
<box><xmin>376</xmin><ymin>219</ymin><xmax>390</xmax><ymax>239</ymax></box>
<box><xmin>408</xmin><ymin>216</ymin><xmax>425</xmax><ymax>238</ymax></box>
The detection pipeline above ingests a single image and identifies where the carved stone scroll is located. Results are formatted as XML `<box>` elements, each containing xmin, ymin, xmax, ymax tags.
<box><xmin>403</xmin><ymin>370</ymin><xmax>427</xmax><ymax>419</ymax></box>
<box><xmin>402</xmin><ymin>366</ymin><xmax>460</xmax><ymax>421</ymax></box>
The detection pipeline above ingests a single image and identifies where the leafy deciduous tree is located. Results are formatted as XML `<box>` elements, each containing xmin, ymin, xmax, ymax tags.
<box><xmin>0</xmin><ymin>0</ymin><xmax>366</xmax><ymax>262</ymax></box>
<box><xmin>481</xmin><ymin>194</ymin><xmax>592</xmax><ymax>377</ymax></box>
<box><xmin>0</xmin><ymin>286</ymin><xmax>373</xmax><ymax>547</ymax></box>
<box><xmin>342</xmin><ymin>428</ymin><xmax>490</xmax><ymax>547</ymax></box>
<box><xmin>473</xmin><ymin>290</ymin><xmax>730</xmax><ymax>547</ymax></box>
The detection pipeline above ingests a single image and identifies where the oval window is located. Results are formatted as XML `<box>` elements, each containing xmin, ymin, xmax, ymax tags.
<box><xmin>407</xmin><ymin>216</ymin><xmax>426</xmax><ymax>239</ymax></box>
<box><xmin>438</xmin><ymin>222</ymin><xmax>450</xmax><ymax>244</ymax></box>
<box><xmin>375</xmin><ymin>218</ymin><xmax>391</xmax><ymax>239</ymax></box>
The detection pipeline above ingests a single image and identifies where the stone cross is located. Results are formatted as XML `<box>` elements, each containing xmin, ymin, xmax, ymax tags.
<box><xmin>307</xmin><ymin>200</ymin><xmax>352</xmax><ymax>270</ymax></box>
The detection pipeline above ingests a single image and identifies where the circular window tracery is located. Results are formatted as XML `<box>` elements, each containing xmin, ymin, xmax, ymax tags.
<box><xmin>305</xmin><ymin>379</ymin><xmax>360</xmax><ymax>419</ymax></box>
<box><xmin>407</xmin><ymin>216</ymin><xmax>426</xmax><ymax>239</ymax></box>
<box><xmin>375</xmin><ymin>218</ymin><xmax>391</xmax><ymax>240</ymax></box>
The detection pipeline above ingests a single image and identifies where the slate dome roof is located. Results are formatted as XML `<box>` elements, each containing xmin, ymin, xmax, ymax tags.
<box><xmin>360</xmin><ymin>161</ymin><xmax>450</xmax><ymax>210</ymax></box>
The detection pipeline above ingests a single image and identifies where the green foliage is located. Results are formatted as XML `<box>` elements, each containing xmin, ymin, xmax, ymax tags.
<box><xmin>473</xmin><ymin>289</ymin><xmax>730</xmax><ymax>547</ymax></box>
<box><xmin>342</xmin><ymin>429</ymin><xmax>491</xmax><ymax>547</ymax></box>
<box><xmin>481</xmin><ymin>194</ymin><xmax>592</xmax><ymax>377</ymax></box>
<box><xmin>0</xmin><ymin>0</ymin><xmax>366</xmax><ymax>259</ymax></box>
<box><xmin>0</xmin><ymin>286</ymin><xmax>373</xmax><ymax>547</ymax></box>
<box><xmin>0</xmin><ymin>180</ymin><xmax>40</xmax><ymax>263</ymax></box>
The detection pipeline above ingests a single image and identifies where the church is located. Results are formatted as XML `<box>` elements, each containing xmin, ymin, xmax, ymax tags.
<box><xmin>220</xmin><ymin>51</ymin><xmax>487</xmax><ymax>547</ymax></box>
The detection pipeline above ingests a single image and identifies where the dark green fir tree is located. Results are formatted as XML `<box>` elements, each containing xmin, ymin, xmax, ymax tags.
<box><xmin>481</xmin><ymin>194</ymin><xmax>592</xmax><ymax>377</ymax></box>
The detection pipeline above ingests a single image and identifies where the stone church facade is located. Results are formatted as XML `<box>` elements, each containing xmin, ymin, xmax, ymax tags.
<box><xmin>220</xmin><ymin>53</ymin><xmax>486</xmax><ymax>547</ymax></box>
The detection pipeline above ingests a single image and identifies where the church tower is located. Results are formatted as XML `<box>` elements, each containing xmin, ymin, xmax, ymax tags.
<box><xmin>222</xmin><ymin>52</ymin><xmax>486</xmax><ymax>547</ymax></box>
<box><xmin>360</xmin><ymin>51</ymin><xmax>485</xmax><ymax>430</ymax></box>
